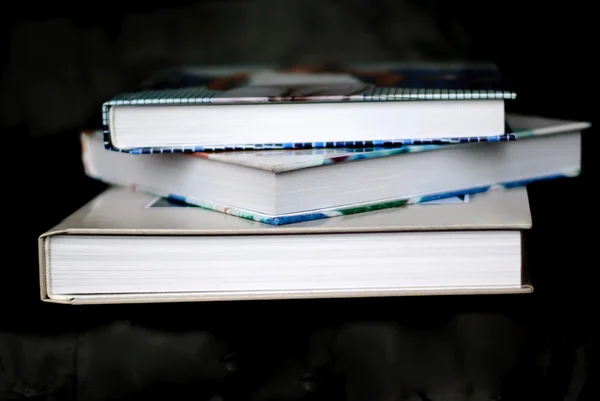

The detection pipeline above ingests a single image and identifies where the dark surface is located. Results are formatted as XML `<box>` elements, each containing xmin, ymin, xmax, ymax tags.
<box><xmin>0</xmin><ymin>0</ymin><xmax>597</xmax><ymax>400</ymax></box>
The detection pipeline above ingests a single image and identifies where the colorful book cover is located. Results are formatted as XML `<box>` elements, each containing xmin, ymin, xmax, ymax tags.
<box><xmin>83</xmin><ymin>114</ymin><xmax>590</xmax><ymax>226</ymax></box>
<box><xmin>102</xmin><ymin>62</ymin><xmax>517</xmax><ymax>154</ymax></box>
<box><xmin>157</xmin><ymin>179</ymin><xmax>563</xmax><ymax>226</ymax></box>
<box><xmin>149</xmin><ymin>193</ymin><xmax>471</xmax><ymax>209</ymax></box>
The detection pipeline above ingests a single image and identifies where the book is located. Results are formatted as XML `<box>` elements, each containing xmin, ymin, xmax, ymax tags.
<box><xmin>82</xmin><ymin>114</ymin><xmax>589</xmax><ymax>225</ymax></box>
<box><xmin>38</xmin><ymin>186</ymin><xmax>533</xmax><ymax>305</ymax></box>
<box><xmin>102</xmin><ymin>62</ymin><xmax>516</xmax><ymax>153</ymax></box>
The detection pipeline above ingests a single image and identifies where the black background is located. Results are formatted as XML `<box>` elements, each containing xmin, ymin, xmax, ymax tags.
<box><xmin>1</xmin><ymin>1</ymin><xmax>596</xmax><ymax>400</ymax></box>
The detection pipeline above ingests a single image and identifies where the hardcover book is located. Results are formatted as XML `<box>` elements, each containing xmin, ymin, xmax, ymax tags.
<box><xmin>82</xmin><ymin>114</ymin><xmax>589</xmax><ymax>225</ymax></box>
<box><xmin>38</xmin><ymin>187</ymin><xmax>533</xmax><ymax>304</ymax></box>
<box><xmin>102</xmin><ymin>62</ymin><xmax>516</xmax><ymax>153</ymax></box>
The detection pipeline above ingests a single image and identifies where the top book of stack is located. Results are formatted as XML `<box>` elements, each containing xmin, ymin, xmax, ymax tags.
<box><xmin>102</xmin><ymin>62</ymin><xmax>516</xmax><ymax>153</ymax></box>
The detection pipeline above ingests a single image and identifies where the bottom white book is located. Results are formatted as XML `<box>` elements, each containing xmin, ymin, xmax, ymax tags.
<box><xmin>38</xmin><ymin>186</ymin><xmax>533</xmax><ymax>305</ymax></box>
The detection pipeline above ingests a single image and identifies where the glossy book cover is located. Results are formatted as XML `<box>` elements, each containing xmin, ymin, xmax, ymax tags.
<box><xmin>138</xmin><ymin>62</ymin><xmax>515</xmax><ymax>98</ymax></box>
<box><xmin>102</xmin><ymin>62</ymin><xmax>517</xmax><ymax>153</ymax></box>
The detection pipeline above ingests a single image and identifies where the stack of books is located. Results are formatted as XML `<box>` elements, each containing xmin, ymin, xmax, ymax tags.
<box><xmin>38</xmin><ymin>63</ymin><xmax>590</xmax><ymax>304</ymax></box>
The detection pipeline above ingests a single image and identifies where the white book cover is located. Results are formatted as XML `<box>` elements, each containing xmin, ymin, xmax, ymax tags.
<box><xmin>39</xmin><ymin>187</ymin><xmax>533</xmax><ymax>305</ymax></box>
